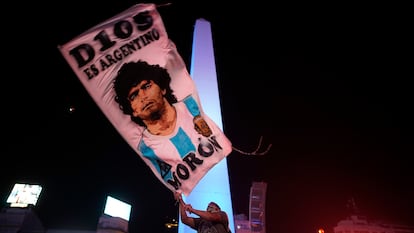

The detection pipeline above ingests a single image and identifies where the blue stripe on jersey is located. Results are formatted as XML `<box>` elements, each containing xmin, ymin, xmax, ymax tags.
<box><xmin>139</xmin><ymin>141</ymin><xmax>173</xmax><ymax>181</ymax></box>
<box><xmin>171</xmin><ymin>127</ymin><xmax>196</xmax><ymax>158</ymax></box>
<box><xmin>183</xmin><ymin>95</ymin><xmax>200</xmax><ymax>117</ymax></box>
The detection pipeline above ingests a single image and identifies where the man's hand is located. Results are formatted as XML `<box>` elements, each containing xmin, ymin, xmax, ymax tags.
<box><xmin>184</xmin><ymin>203</ymin><xmax>193</xmax><ymax>213</ymax></box>
<box><xmin>174</xmin><ymin>191</ymin><xmax>185</xmax><ymax>206</ymax></box>
<box><xmin>174</xmin><ymin>191</ymin><xmax>182</xmax><ymax>201</ymax></box>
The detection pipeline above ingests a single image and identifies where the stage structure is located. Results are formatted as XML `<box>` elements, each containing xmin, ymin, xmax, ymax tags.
<box><xmin>249</xmin><ymin>182</ymin><xmax>267</xmax><ymax>233</ymax></box>
<box><xmin>178</xmin><ymin>18</ymin><xmax>235</xmax><ymax>233</ymax></box>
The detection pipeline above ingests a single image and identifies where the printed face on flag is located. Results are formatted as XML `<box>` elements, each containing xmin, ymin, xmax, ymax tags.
<box><xmin>58</xmin><ymin>3</ymin><xmax>231</xmax><ymax>196</ymax></box>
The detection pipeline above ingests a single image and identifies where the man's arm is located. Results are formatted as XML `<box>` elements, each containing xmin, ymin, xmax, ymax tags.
<box><xmin>189</xmin><ymin>207</ymin><xmax>227</xmax><ymax>223</ymax></box>
<box><xmin>175</xmin><ymin>192</ymin><xmax>196</xmax><ymax>228</ymax></box>
<box><xmin>190</xmin><ymin>207</ymin><xmax>230</xmax><ymax>233</ymax></box>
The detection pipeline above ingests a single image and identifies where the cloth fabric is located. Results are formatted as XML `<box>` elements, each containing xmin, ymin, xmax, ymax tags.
<box><xmin>58</xmin><ymin>3</ymin><xmax>232</xmax><ymax>195</ymax></box>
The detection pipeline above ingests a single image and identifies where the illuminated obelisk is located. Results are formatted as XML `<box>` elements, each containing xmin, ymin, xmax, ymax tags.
<box><xmin>178</xmin><ymin>18</ymin><xmax>235</xmax><ymax>233</ymax></box>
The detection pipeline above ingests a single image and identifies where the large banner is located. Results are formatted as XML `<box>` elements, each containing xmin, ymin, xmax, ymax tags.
<box><xmin>58</xmin><ymin>3</ymin><xmax>232</xmax><ymax>196</ymax></box>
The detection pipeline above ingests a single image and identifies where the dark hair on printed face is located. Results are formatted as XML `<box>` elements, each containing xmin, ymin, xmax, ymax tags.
<box><xmin>113</xmin><ymin>60</ymin><xmax>178</xmax><ymax>126</ymax></box>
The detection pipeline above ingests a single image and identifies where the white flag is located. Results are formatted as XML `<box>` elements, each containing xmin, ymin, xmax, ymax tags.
<box><xmin>58</xmin><ymin>3</ymin><xmax>232</xmax><ymax>196</ymax></box>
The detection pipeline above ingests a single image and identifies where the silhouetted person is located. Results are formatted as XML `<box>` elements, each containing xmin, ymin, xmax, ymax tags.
<box><xmin>175</xmin><ymin>192</ymin><xmax>231</xmax><ymax>233</ymax></box>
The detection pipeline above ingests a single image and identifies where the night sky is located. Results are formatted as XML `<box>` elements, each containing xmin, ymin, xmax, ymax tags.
<box><xmin>2</xmin><ymin>1</ymin><xmax>412</xmax><ymax>233</ymax></box>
